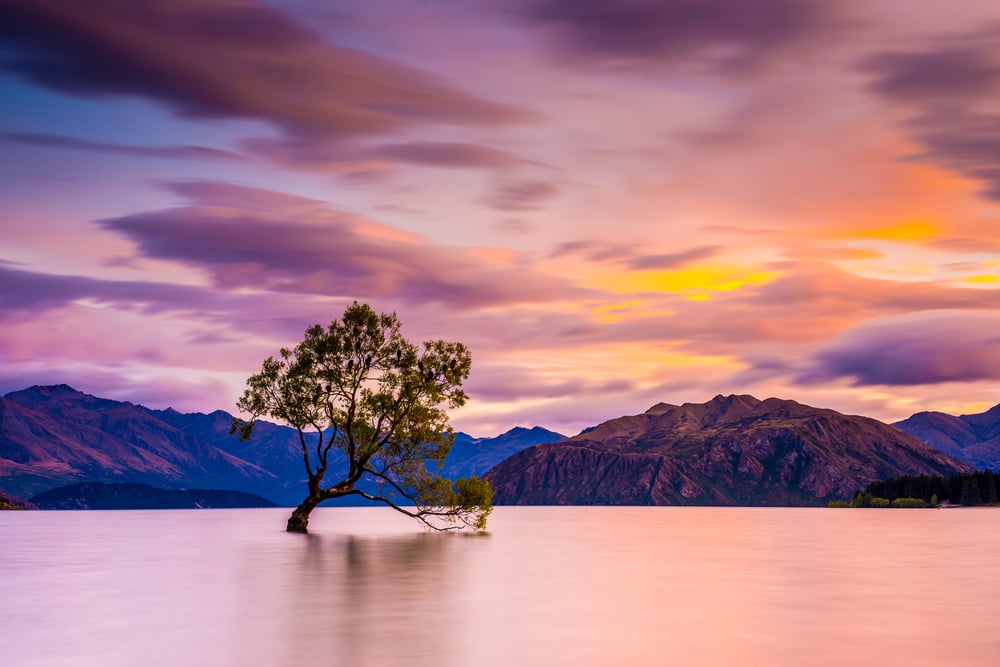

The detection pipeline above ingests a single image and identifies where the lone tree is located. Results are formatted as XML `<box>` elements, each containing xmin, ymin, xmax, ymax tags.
<box><xmin>232</xmin><ymin>302</ymin><xmax>493</xmax><ymax>533</ymax></box>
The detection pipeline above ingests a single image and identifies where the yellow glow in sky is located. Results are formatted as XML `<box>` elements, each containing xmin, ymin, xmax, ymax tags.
<box><xmin>852</xmin><ymin>219</ymin><xmax>939</xmax><ymax>242</ymax></box>
<box><xmin>597</xmin><ymin>266</ymin><xmax>780</xmax><ymax>297</ymax></box>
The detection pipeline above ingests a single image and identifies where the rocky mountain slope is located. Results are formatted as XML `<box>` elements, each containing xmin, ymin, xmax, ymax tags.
<box><xmin>486</xmin><ymin>395</ymin><xmax>974</xmax><ymax>506</ymax></box>
<box><xmin>893</xmin><ymin>404</ymin><xmax>1000</xmax><ymax>470</ymax></box>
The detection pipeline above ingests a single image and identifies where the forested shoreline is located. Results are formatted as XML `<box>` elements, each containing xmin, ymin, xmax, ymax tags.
<box><xmin>832</xmin><ymin>470</ymin><xmax>1000</xmax><ymax>508</ymax></box>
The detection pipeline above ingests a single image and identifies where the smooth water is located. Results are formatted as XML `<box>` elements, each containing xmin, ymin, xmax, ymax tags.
<box><xmin>2</xmin><ymin>506</ymin><xmax>998</xmax><ymax>667</ymax></box>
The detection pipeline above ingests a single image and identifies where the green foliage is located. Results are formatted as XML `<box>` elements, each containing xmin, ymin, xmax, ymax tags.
<box><xmin>890</xmin><ymin>497</ymin><xmax>929</xmax><ymax>508</ymax></box>
<box><xmin>232</xmin><ymin>302</ymin><xmax>492</xmax><ymax>532</ymax></box>
<box><xmin>850</xmin><ymin>491</ymin><xmax>872</xmax><ymax>507</ymax></box>
<box><xmin>827</xmin><ymin>500</ymin><xmax>850</xmax><ymax>508</ymax></box>
<box><xmin>848</xmin><ymin>492</ymin><xmax>890</xmax><ymax>508</ymax></box>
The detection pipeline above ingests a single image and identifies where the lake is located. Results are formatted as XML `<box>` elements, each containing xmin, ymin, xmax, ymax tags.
<box><xmin>2</xmin><ymin>506</ymin><xmax>999</xmax><ymax>666</ymax></box>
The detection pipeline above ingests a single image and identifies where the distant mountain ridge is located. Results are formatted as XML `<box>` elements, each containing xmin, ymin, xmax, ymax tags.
<box><xmin>443</xmin><ymin>427</ymin><xmax>565</xmax><ymax>479</ymax></box>
<box><xmin>486</xmin><ymin>395</ymin><xmax>973</xmax><ymax>506</ymax></box>
<box><xmin>0</xmin><ymin>384</ymin><xmax>274</xmax><ymax>499</ymax></box>
<box><xmin>0</xmin><ymin>384</ymin><xmax>556</xmax><ymax>506</ymax></box>
<box><xmin>893</xmin><ymin>404</ymin><xmax>1000</xmax><ymax>470</ymax></box>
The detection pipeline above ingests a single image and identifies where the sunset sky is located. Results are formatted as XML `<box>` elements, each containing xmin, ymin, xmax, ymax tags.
<box><xmin>2</xmin><ymin>0</ymin><xmax>1000</xmax><ymax>436</ymax></box>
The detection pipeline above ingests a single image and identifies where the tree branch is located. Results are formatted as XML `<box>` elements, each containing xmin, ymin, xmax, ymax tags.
<box><xmin>341</xmin><ymin>489</ymin><xmax>465</xmax><ymax>531</ymax></box>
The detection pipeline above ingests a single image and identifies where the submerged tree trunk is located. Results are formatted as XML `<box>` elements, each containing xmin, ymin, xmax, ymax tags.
<box><xmin>286</xmin><ymin>493</ymin><xmax>323</xmax><ymax>533</ymax></box>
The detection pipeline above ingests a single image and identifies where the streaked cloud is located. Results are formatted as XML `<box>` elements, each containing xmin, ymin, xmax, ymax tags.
<box><xmin>0</xmin><ymin>131</ymin><xmax>245</xmax><ymax>161</ymax></box>
<box><xmin>0</xmin><ymin>0</ymin><xmax>526</xmax><ymax>142</ymax></box>
<box><xmin>482</xmin><ymin>179</ymin><xmax>560</xmax><ymax>211</ymax></box>
<box><xmin>524</xmin><ymin>0</ymin><xmax>838</xmax><ymax>72</ymax></box>
<box><xmin>860</xmin><ymin>25</ymin><xmax>1000</xmax><ymax>199</ymax></box>
<box><xmin>100</xmin><ymin>181</ymin><xmax>580</xmax><ymax>309</ymax></box>
<box><xmin>803</xmin><ymin>312</ymin><xmax>1000</xmax><ymax>386</ymax></box>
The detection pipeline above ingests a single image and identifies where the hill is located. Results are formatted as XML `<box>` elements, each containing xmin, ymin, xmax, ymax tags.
<box><xmin>486</xmin><ymin>395</ymin><xmax>974</xmax><ymax>506</ymax></box>
<box><xmin>893</xmin><ymin>404</ymin><xmax>1000</xmax><ymax>470</ymax></box>
<box><xmin>30</xmin><ymin>482</ymin><xmax>278</xmax><ymax>510</ymax></box>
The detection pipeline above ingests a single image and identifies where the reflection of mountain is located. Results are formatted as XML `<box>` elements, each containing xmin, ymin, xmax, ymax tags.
<box><xmin>0</xmin><ymin>384</ymin><xmax>555</xmax><ymax>506</ymax></box>
<box><xmin>894</xmin><ymin>403</ymin><xmax>1000</xmax><ymax>470</ymax></box>
<box><xmin>486</xmin><ymin>395</ymin><xmax>974</xmax><ymax>506</ymax></box>
<box><xmin>30</xmin><ymin>481</ymin><xmax>278</xmax><ymax>509</ymax></box>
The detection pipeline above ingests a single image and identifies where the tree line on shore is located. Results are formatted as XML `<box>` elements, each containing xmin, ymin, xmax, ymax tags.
<box><xmin>830</xmin><ymin>470</ymin><xmax>1000</xmax><ymax>508</ymax></box>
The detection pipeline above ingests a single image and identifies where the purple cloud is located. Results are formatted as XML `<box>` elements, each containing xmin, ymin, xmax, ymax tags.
<box><xmin>0</xmin><ymin>132</ymin><xmax>244</xmax><ymax>161</ymax></box>
<box><xmin>862</xmin><ymin>42</ymin><xmax>1000</xmax><ymax>102</ymax></box>
<box><xmin>0</xmin><ymin>263</ymin><xmax>317</xmax><ymax>344</ymax></box>
<box><xmin>0</xmin><ymin>0</ymin><xmax>525</xmax><ymax>142</ymax></box>
<box><xmin>524</xmin><ymin>0</ymin><xmax>834</xmax><ymax>72</ymax></box>
<box><xmin>369</xmin><ymin>142</ymin><xmax>521</xmax><ymax>169</ymax></box>
<box><xmin>0</xmin><ymin>265</ymin><xmax>216</xmax><ymax>314</ymax></box>
<box><xmin>548</xmin><ymin>241</ymin><xmax>720</xmax><ymax>269</ymax></box>
<box><xmin>99</xmin><ymin>181</ymin><xmax>580</xmax><ymax>309</ymax></box>
<box><xmin>483</xmin><ymin>179</ymin><xmax>559</xmax><ymax>211</ymax></box>
<box><xmin>240</xmin><ymin>137</ymin><xmax>524</xmax><ymax>174</ymax></box>
<box><xmin>860</xmin><ymin>27</ymin><xmax>1000</xmax><ymax>199</ymax></box>
<box><xmin>802</xmin><ymin>312</ymin><xmax>1000</xmax><ymax>386</ymax></box>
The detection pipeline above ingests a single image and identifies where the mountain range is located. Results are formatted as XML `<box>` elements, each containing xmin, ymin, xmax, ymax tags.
<box><xmin>0</xmin><ymin>385</ymin><xmax>563</xmax><ymax>506</ymax></box>
<box><xmin>893</xmin><ymin>405</ymin><xmax>1000</xmax><ymax>471</ymax></box>
<box><xmin>2</xmin><ymin>384</ymin><xmax>996</xmax><ymax>509</ymax></box>
<box><xmin>486</xmin><ymin>395</ymin><xmax>975</xmax><ymax>506</ymax></box>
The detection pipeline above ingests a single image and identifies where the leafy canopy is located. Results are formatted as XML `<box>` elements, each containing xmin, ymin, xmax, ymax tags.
<box><xmin>233</xmin><ymin>302</ymin><xmax>492</xmax><ymax>530</ymax></box>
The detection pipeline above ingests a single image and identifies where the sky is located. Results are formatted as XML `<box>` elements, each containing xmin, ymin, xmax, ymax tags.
<box><xmin>2</xmin><ymin>0</ymin><xmax>1000</xmax><ymax>436</ymax></box>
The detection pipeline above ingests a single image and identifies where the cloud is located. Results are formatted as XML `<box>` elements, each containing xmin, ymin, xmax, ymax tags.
<box><xmin>628</xmin><ymin>245</ymin><xmax>722</xmax><ymax>270</ymax></box>
<box><xmin>100</xmin><ymin>180</ymin><xmax>580</xmax><ymax>309</ymax></box>
<box><xmin>0</xmin><ymin>264</ymin><xmax>218</xmax><ymax>314</ymax></box>
<box><xmin>0</xmin><ymin>0</ymin><xmax>525</xmax><ymax>143</ymax></box>
<box><xmin>0</xmin><ymin>262</ymin><xmax>323</xmax><ymax>345</ymax></box>
<box><xmin>547</xmin><ymin>241</ymin><xmax>720</xmax><ymax>269</ymax></box>
<box><xmin>523</xmin><ymin>0</ymin><xmax>835</xmax><ymax>72</ymax></box>
<box><xmin>802</xmin><ymin>312</ymin><xmax>1000</xmax><ymax>386</ymax></box>
<box><xmin>750</xmin><ymin>262</ymin><xmax>1000</xmax><ymax>314</ymax></box>
<box><xmin>482</xmin><ymin>178</ymin><xmax>559</xmax><ymax>211</ymax></box>
<box><xmin>549</xmin><ymin>240</ymin><xmax>632</xmax><ymax>262</ymax></box>
<box><xmin>465</xmin><ymin>363</ymin><xmax>637</xmax><ymax>403</ymax></box>
<box><xmin>239</xmin><ymin>137</ymin><xmax>524</xmax><ymax>174</ymax></box>
<box><xmin>860</xmin><ymin>26</ymin><xmax>1000</xmax><ymax>199</ymax></box>
<box><xmin>0</xmin><ymin>131</ymin><xmax>244</xmax><ymax>161</ymax></box>
<box><xmin>368</xmin><ymin>142</ymin><xmax>522</xmax><ymax>169</ymax></box>
<box><xmin>861</xmin><ymin>39</ymin><xmax>1000</xmax><ymax>102</ymax></box>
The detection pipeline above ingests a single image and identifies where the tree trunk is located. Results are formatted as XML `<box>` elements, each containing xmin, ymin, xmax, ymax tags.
<box><xmin>286</xmin><ymin>493</ymin><xmax>323</xmax><ymax>533</ymax></box>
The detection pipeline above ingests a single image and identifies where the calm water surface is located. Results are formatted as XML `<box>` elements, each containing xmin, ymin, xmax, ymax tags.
<box><xmin>2</xmin><ymin>506</ymin><xmax>998</xmax><ymax>666</ymax></box>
